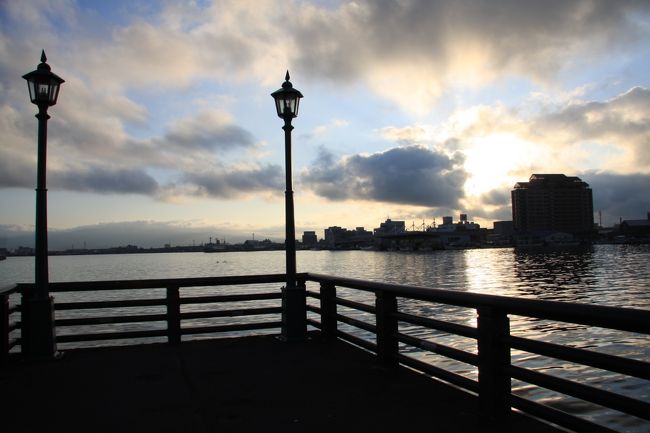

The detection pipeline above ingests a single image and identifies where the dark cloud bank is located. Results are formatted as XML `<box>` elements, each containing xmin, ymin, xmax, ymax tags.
<box><xmin>582</xmin><ymin>172</ymin><xmax>650</xmax><ymax>221</ymax></box>
<box><xmin>302</xmin><ymin>146</ymin><xmax>467</xmax><ymax>208</ymax></box>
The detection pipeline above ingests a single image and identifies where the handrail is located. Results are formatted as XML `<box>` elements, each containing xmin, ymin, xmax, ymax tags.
<box><xmin>305</xmin><ymin>272</ymin><xmax>650</xmax><ymax>333</ymax></box>
<box><xmin>15</xmin><ymin>273</ymin><xmax>298</xmax><ymax>292</ymax></box>
<box><xmin>303</xmin><ymin>272</ymin><xmax>650</xmax><ymax>433</ymax></box>
<box><xmin>7</xmin><ymin>274</ymin><xmax>294</xmax><ymax>355</ymax></box>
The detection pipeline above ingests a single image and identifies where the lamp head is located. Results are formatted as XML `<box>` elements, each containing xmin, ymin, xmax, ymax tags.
<box><xmin>271</xmin><ymin>71</ymin><xmax>303</xmax><ymax>118</ymax></box>
<box><xmin>23</xmin><ymin>50</ymin><xmax>65</xmax><ymax>107</ymax></box>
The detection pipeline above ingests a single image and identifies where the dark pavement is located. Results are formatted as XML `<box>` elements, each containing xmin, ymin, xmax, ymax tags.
<box><xmin>2</xmin><ymin>332</ymin><xmax>561</xmax><ymax>433</ymax></box>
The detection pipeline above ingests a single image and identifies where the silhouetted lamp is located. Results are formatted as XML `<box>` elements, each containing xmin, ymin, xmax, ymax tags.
<box><xmin>21</xmin><ymin>50</ymin><xmax>64</xmax><ymax>359</ymax></box>
<box><xmin>271</xmin><ymin>71</ymin><xmax>305</xmax><ymax>341</ymax></box>
<box><xmin>23</xmin><ymin>51</ymin><xmax>64</xmax><ymax>107</ymax></box>
<box><xmin>271</xmin><ymin>71</ymin><xmax>303</xmax><ymax>118</ymax></box>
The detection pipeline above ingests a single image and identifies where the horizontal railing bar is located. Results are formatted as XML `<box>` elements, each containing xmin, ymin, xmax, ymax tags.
<box><xmin>180</xmin><ymin>307</ymin><xmax>282</xmax><ymax>320</ymax></box>
<box><xmin>507</xmin><ymin>335</ymin><xmax>650</xmax><ymax>381</ymax></box>
<box><xmin>306</xmin><ymin>304</ymin><xmax>321</xmax><ymax>314</ymax></box>
<box><xmin>509</xmin><ymin>365</ymin><xmax>650</xmax><ymax>421</ymax></box>
<box><xmin>396</xmin><ymin>332</ymin><xmax>479</xmax><ymax>366</ymax></box>
<box><xmin>336</xmin><ymin>297</ymin><xmax>376</xmax><ymax>314</ymax></box>
<box><xmin>180</xmin><ymin>292</ymin><xmax>281</xmax><ymax>304</ymax></box>
<box><xmin>396</xmin><ymin>353</ymin><xmax>479</xmax><ymax>393</ymax></box>
<box><xmin>306</xmin><ymin>318</ymin><xmax>321</xmax><ymax>329</ymax></box>
<box><xmin>335</xmin><ymin>329</ymin><xmax>377</xmax><ymax>353</ymax></box>
<box><xmin>55</xmin><ymin>299</ymin><xmax>166</xmax><ymax>310</ymax></box>
<box><xmin>393</xmin><ymin>311</ymin><xmax>478</xmax><ymax>339</ymax></box>
<box><xmin>305</xmin><ymin>273</ymin><xmax>650</xmax><ymax>334</ymax></box>
<box><xmin>57</xmin><ymin>329</ymin><xmax>168</xmax><ymax>343</ymax></box>
<box><xmin>509</xmin><ymin>395</ymin><xmax>618</xmax><ymax>433</ymax></box>
<box><xmin>336</xmin><ymin>314</ymin><xmax>377</xmax><ymax>334</ymax></box>
<box><xmin>16</xmin><ymin>274</ymin><xmax>296</xmax><ymax>292</ymax></box>
<box><xmin>305</xmin><ymin>290</ymin><xmax>320</xmax><ymax>299</ymax></box>
<box><xmin>9</xmin><ymin>338</ymin><xmax>19</xmax><ymax>350</ymax></box>
<box><xmin>180</xmin><ymin>321</ymin><xmax>281</xmax><ymax>335</ymax></box>
<box><xmin>56</xmin><ymin>314</ymin><xmax>167</xmax><ymax>326</ymax></box>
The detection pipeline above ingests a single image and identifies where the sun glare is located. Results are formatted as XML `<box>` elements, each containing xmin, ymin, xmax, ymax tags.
<box><xmin>463</xmin><ymin>133</ymin><xmax>538</xmax><ymax>197</ymax></box>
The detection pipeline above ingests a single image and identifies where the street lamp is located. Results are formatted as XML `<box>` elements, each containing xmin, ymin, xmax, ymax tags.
<box><xmin>22</xmin><ymin>50</ymin><xmax>64</xmax><ymax>358</ymax></box>
<box><xmin>271</xmin><ymin>71</ymin><xmax>305</xmax><ymax>340</ymax></box>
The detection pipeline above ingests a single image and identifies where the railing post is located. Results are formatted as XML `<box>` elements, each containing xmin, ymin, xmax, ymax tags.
<box><xmin>1</xmin><ymin>294</ymin><xmax>8</xmax><ymax>361</ymax></box>
<box><xmin>281</xmin><ymin>276</ymin><xmax>306</xmax><ymax>341</ymax></box>
<box><xmin>166</xmin><ymin>286</ymin><xmax>181</xmax><ymax>345</ymax></box>
<box><xmin>320</xmin><ymin>282</ymin><xmax>337</xmax><ymax>337</ymax></box>
<box><xmin>375</xmin><ymin>290</ymin><xmax>398</xmax><ymax>367</ymax></box>
<box><xmin>477</xmin><ymin>306</ymin><xmax>511</xmax><ymax>430</ymax></box>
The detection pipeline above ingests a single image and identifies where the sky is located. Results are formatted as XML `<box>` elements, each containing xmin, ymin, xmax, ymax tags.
<box><xmin>1</xmin><ymin>0</ymin><xmax>650</xmax><ymax>249</ymax></box>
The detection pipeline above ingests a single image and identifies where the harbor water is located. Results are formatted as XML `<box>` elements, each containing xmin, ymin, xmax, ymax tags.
<box><xmin>2</xmin><ymin>244</ymin><xmax>649</xmax><ymax>432</ymax></box>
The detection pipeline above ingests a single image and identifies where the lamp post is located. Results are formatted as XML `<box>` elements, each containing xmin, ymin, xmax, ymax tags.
<box><xmin>271</xmin><ymin>71</ymin><xmax>305</xmax><ymax>340</ymax></box>
<box><xmin>22</xmin><ymin>50</ymin><xmax>64</xmax><ymax>358</ymax></box>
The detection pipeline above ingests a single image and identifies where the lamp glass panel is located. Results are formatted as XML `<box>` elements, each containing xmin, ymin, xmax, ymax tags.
<box><xmin>51</xmin><ymin>82</ymin><xmax>60</xmax><ymax>104</ymax></box>
<box><xmin>49</xmin><ymin>80</ymin><xmax>60</xmax><ymax>104</ymax></box>
<box><xmin>27</xmin><ymin>81</ymin><xmax>37</xmax><ymax>103</ymax></box>
<box><xmin>274</xmin><ymin>98</ymin><xmax>281</xmax><ymax>117</ymax></box>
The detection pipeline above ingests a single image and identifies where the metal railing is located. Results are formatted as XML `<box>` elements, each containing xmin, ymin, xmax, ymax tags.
<box><xmin>303</xmin><ymin>273</ymin><xmax>650</xmax><ymax>433</ymax></box>
<box><xmin>3</xmin><ymin>273</ymin><xmax>650</xmax><ymax>432</ymax></box>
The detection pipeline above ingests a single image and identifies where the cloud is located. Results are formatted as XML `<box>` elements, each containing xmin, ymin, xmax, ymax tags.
<box><xmin>534</xmin><ymin>87</ymin><xmax>650</xmax><ymax>168</ymax></box>
<box><xmin>161</xmin><ymin>110</ymin><xmax>255</xmax><ymax>152</ymax></box>
<box><xmin>291</xmin><ymin>0</ymin><xmax>650</xmax><ymax>113</ymax></box>
<box><xmin>379</xmin><ymin>126</ymin><xmax>429</xmax><ymax>145</ymax></box>
<box><xmin>302</xmin><ymin>146</ymin><xmax>467</xmax><ymax>207</ymax></box>
<box><xmin>51</xmin><ymin>166</ymin><xmax>159</xmax><ymax>195</ymax></box>
<box><xmin>183</xmin><ymin>164</ymin><xmax>284</xmax><ymax>198</ymax></box>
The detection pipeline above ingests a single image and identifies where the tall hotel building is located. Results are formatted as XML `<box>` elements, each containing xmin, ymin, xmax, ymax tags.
<box><xmin>511</xmin><ymin>174</ymin><xmax>594</xmax><ymax>235</ymax></box>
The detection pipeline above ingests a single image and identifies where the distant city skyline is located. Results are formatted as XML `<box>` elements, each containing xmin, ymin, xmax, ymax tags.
<box><xmin>2</xmin><ymin>1</ymin><xmax>650</xmax><ymax>249</ymax></box>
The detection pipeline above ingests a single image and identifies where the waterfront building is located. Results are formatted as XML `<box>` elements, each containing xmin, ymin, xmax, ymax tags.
<box><xmin>511</xmin><ymin>174</ymin><xmax>594</xmax><ymax>237</ymax></box>
<box><xmin>324</xmin><ymin>226</ymin><xmax>347</xmax><ymax>247</ymax></box>
<box><xmin>373</xmin><ymin>219</ymin><xmax>406</xmax><ymax>236</ymax></box>
<box><xmin>428</xmin><ymin>214</ymin><xmax>483</xmax><ymax>247</ymax></box>
<box><xmin>619</xmin><ymin>213</ymin><xmax>650</xmax><ymax>240</ymax></box>
<box><xmin>302</xmin><ymin>231</ymin><xmax>318</xmax><ymax>246</ymax></box>
<box><xmin>489</xmin><ymin>221</ymin><xmax>515</xmax><ymax>246</ymax></box>
<box><xmin>324</xmin><ymin>226</ymin><xmax>373</xmax><ymax>249</ymax></box>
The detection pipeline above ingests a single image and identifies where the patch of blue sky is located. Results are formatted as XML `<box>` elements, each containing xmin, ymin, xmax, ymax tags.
<box><xmin>556</xmin><ymin>44</ymin><xmax>650</xmax><ymax>101</ymax></box>
<box><xmin>76</xmin><ymin>0</ymin><xmax>163</xmax><ymax>28</ymax></box>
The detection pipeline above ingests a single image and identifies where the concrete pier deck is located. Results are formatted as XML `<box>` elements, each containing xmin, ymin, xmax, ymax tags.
<box><xmin>3</xmin><ymin>332</ymin><xmax>560</xmax><ymax>433</ymax></box>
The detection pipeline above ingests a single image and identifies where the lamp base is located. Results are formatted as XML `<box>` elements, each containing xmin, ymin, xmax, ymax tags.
<box><xmin>21</xmin><ymin>296</ymin><xmax>58</xmax><ymax>360</ymax></box>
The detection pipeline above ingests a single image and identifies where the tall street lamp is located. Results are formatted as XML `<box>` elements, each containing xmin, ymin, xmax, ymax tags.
<box><xmin>22</xmin><ymin>50</ymin><xmax>64</xmax><ymax>358</ymax></box>
<box><xmin>271</xmin><ymin>71</ymin><xmax>305</xmax><ymax>340</ymax></box>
